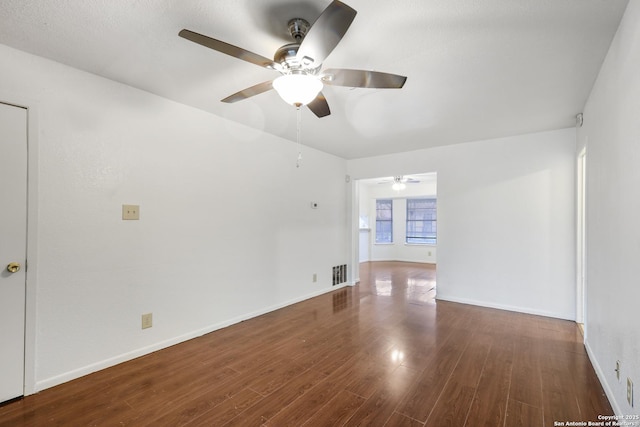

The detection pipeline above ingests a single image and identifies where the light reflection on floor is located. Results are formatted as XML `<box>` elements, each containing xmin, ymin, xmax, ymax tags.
<box><xmin>406</xmin><ymin>277</ymin><xmax>436</xmax><ymax>303</ymax></box>
<box><xmin>360</xmin><ymin>263</ymin><xmax>439</xmax><ymax>384</ymax></box>
<box><xmin>390</xmin><ymin>348</ymin><xmax>405</xmax><ymax>363</ymax></box>
<box><xmin>374</xmin><ymin>279</ymin><xmax>393</xmax><ymax>296</ymax></box>
<box><xmin>370</xmin><ymin>264</ymin><xmax>437</xmax><ymax>304</ymax></box>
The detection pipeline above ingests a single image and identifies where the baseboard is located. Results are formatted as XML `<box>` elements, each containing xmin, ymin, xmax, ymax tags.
<box><xmin>435</xmin><ymin>295</ymin><xmax>575</xmax><ymax>321</ymax></box>
<box><xmin>585</xmin><ymin>340</ymin><xmax>622</xmax><ymax>416</ymax></box>
<box><xmin>33</xmin><ymin>284</ymin><xmax>347</xmax><ymax>393</ymax></box>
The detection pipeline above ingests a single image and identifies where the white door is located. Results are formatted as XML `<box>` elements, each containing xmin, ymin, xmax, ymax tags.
<box><xmin>0</xmin><ymin>102</ymin><xmax>28</xmax><ymax>402</ymax></box>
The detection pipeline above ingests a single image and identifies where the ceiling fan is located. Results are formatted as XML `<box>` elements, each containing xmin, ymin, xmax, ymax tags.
<box><xmin>378</xmin><ymin>176</ymin><xmax>420</xmax><ymax>191</ymax></box>
<box><xmin>179</xmin><ymin>0</ymin><xmax>407</xmax><ymax>118</ymax></box>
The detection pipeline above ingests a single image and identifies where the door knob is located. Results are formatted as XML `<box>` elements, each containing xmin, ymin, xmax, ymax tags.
<box><xmin>6</xmin><ymin>262</ymin><xmax>21</xmax><ymax>273</ymax></box>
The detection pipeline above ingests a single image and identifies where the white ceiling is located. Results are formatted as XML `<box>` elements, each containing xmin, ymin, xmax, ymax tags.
<box><xmin>0</xmin><ymin>0</ymin><xmax>629</xmax><ymax>159</ymax></box>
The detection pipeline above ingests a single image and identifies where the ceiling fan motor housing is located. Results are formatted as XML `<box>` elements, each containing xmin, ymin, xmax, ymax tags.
<box><xmin>274</xmin><ymin>43</ymin><xmax>300</xmax><ymax>66</ymax></box>
<box><xmin>274</xmin><ymin>42</ymin><xmax>320</xmax><ymax>74</ymax></box>
<box><xmin>288</xmin><ymin>18</ymin><xmax>310</xmax><ymax>41</ymax></box>
<box><xmin>274</xmin><ymin>19</ymin><xmax>317</xmax><ymax>73</ymax></box>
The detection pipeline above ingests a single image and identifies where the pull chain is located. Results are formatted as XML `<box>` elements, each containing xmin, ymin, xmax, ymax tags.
<box><xmin>296</xmin><ymin>104</ymin><xmax>302</xmax><ymax>168</ymax></box>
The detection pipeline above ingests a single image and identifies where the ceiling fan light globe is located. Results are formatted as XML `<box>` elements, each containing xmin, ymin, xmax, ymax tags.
<box><xmin>273</xmin><ymin>74</ymin><xmax>323</xmax><ymax>106</ymax></box>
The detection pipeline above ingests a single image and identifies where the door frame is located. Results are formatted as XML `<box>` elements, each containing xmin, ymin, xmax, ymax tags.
<box><xmin>1</xmin><ymin>95</ymin><xmax>39</xmax><ymax>396</ymax></box>
<box><xmin>576</xmin><ymin>147</ymin><xmax>587</xmax><ymax>336</ymax></box>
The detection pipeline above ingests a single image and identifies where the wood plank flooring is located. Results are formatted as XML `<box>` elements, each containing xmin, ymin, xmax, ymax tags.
<box><xmin>0</xmin><ymin>261</ymin><xmax>612</xmax><ymax>426</ymax></box>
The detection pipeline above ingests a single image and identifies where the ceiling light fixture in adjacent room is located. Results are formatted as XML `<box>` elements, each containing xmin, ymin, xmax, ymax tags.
<box><xmin>392</xmin><ymin>176</ymin><xmax>407</xmax><ymax>191</ymax></box>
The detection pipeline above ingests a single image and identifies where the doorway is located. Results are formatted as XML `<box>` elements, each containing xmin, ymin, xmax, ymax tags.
<box><xmin>355</xmin><ymin>173</ymin><xmax>437</xmax><ymax>266</ymax></box>
<box><xmin>0</xmin><ymin>101</ymin><xmax>28</xmax><ymax>402</ymax></box>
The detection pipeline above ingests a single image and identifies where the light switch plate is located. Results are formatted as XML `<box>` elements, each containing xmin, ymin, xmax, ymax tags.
<box><xmin>122</xmin><ymin>204</ymin><xmax>140</xmax><ymax>220</ymax></box>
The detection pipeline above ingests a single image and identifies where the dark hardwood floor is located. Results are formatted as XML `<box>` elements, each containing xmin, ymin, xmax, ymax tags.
<box><xmin>0</xmin><ymin>261</ymin><xmax>612</xmax><ymax>426</ymax></box>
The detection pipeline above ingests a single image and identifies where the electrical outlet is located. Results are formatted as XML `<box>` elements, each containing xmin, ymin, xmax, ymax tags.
<box><xmin>122</xmin><ymin>204</ymin><xmax>140</xmax><ymax>220</ymax></box>
<box><xmin>141</xmin><ymin>313</ymin><xmax>153</xmax><ymax>329</ymax></box>
<box><xmin>616</xmin><ymin>360</ymin><xmax>621</xmax><ymax>381</ymax></box>
<box><xmin>628</xmin><ymin>378</ymin><xmax>634</xmax><ymax>407</ymax></box>
<box><xmin>312</xmin><ymin>273</ymin><xmax>317</xmax><ymax>283</ymax></box>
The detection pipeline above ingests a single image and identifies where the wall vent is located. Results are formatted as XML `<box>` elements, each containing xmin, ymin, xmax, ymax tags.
<box><xmin>332</xmin><ymin>264</ymin><xmax>347</xmax><ymax>286</ymax></box>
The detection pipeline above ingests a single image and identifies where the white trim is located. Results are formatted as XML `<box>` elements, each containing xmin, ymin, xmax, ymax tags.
<box><xmin>585</xmin><ymin>341</ymin><xmax>621</xmax><ymax>416</ymax></box>
<box><xmin>34</xmin><ymin>284</ymin><xmax>347</xmax><ymax>392</ymax></box>
<box><xmin>349</xmin><ymin>179</ymin><xmax>360</xmax><ymax>286</ymax></box>
<box><xmin>436</xmin><ymin>295</ymin><xmax>575</xmax><ymax>321</ymax></box>
<box><xmin>24</xmin><ymin>102</ymin><xmax>39</xmax><ymax>396</ymax></box>
<box><xmin>576</xmin><ymin>148</ymin><xmax>587</xmax><ymax>330</ymax></box>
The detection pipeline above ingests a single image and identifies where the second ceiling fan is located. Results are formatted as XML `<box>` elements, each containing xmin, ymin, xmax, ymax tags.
<box><xmin>179</xmin><ymin>0</ymin><xmax>407</xmax><ymax>118</ymax></box>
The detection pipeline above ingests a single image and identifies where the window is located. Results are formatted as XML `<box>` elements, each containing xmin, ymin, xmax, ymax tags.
<box><xmin>406</xmin><ymin>198</ymin><xmax>437</xmax><ymax>244</ymax></box>
<box><xmin>375</xmin><ymin>199</ymin><xmax>393</xmax><ymax>243</ymax></box>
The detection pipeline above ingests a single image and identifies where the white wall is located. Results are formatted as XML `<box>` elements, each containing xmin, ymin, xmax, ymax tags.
<box><xmin>360</xmin><ymin>179</ymin><xmax>437</xmax><ymax>263</ymax></box>
<box><xmin>0</xmin><ymin>43</ymin><xmax>349</xmax><ymax>392</ymax></box>
<box><xmin>348</xmin><ymin>128</ymin><xmax>576</xmax><ymax>319</ymax></box>
<box><xmin>579</xmin><ymin>0</ymin><xmax>640</xmax><ymax>416</ymax></box>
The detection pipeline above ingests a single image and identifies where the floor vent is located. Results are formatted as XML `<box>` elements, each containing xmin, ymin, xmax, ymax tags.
<box><xmin>332</xmin><ymin>264</ymin><xmax>347</xmax><ymax>286</ymax></box>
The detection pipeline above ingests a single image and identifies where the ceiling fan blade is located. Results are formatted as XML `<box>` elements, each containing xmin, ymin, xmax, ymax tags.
<box><xmin>221</xmin><ymin>80</ymin><xmax>274</xmax><ymax>103</ymax></box>
<box><xmin>322</xmin><ymin>68</ymin><xmax>407</xmax><ymax>88</ymax></box>
<box><xmin>306</xmin><ymin>93</ymin><xmax>331</xmax><ymax>118</ymax></box>
<box><xmin>179</xmin><ymin>29</ymin><xmax>280</xmax><ymax>70</ymax></box>
<box><xmin>296</xmin><ymin>1</ymin><xmax>357</xmax><ymax>68</ymax></box>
